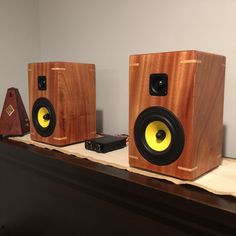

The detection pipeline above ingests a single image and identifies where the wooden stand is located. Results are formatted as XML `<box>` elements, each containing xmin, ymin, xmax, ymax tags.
<box><xmin>0</xmin><ymin>88</ymin><xmax>29</xmax><ymax>136</ymax></box>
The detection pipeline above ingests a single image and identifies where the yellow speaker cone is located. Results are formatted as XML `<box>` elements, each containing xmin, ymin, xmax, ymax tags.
<box><xmin>37</xmin><ymin>107</ymin><xmax>50</xmax><ymax>128</ymax></box>
<box><xmin>145</xmin><ymin>121</ymin><xmax>171</xmax><ymax>152</ymax></box>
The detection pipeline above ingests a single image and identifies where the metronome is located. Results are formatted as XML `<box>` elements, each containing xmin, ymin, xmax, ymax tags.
<box><xmin>0</xmin><ymin>87</ymin><xmax>29</xmax><ymax>136</ymax></box>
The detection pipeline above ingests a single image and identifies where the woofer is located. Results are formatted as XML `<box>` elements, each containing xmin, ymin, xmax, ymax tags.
<box><xmin>32</xmin><ymin>97</ymin><xmax>56</xmax><ymax>137</ymax></box>
<box><xmin>134</xmin><ymin>106</ymin><xmax>184</xmax><ymax>165</ymax></box>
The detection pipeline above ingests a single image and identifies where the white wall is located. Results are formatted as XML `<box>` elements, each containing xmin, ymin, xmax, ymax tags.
<box><xmin>38</xmin><ymin>0</ymin><xmax>236</xmax><ymax>157</ymax></box>
<box><xmin>1</xmin><ymin>0</ymin><xmax>235</xmax><ymax>157</ymax></box>
<box><xmin>0</xmin><ymin>0</ymin><xmax>40</xmax><ymax>112</ymax></box>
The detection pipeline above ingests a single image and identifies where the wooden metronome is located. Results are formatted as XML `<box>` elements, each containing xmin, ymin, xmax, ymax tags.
<box><xmin>28</xmin><ymin>62</ymin><xmax>96</xmax><ymax>146</ymax></box>
<box><xmin>129</xmin><ymin>50</ymin><xmax>226</xmax><ymax>180</ymax></box>
<box><xmin>0</xmin><ymin>88</ymin><xmax>29</xmax><ymax>136</ymax></box>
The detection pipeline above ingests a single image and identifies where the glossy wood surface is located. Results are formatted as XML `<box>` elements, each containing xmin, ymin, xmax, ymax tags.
<box><xmin>0</xmin><ymin>139</ymin><xmax>236</xmax><ymax>235</ymax></box>
<box><xmin>28</xmin><ymin>62</ymin><xmax>96</xmax><ymax>146</ymax></box>
<box><xmin>129</xmin><ymin>50</ymin><xmax>226</xmax><ymax>179</ymax></box>
<box><xmin>0</xmin><ymin>88</ymin><xmax>29</xmax><ymax>136</ymax></box>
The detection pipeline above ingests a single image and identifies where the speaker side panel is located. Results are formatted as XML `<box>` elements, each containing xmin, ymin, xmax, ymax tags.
<box><xmin>55</xmin><ymin>63</ymin><xmax>96</xmax><ymax>145</ymax></box>
<box><xmin>129</xmin><ymin>51</ymin><xmax>197</xmax><ymax>179</ymax></box>
<box><xmin>75</xmin><ymin>63</ymin><xmax>96</xmax><ymax>142</ymax></box>
<box><xmin>191</xmin><ymin>52</ymin><xmax>225</xmax><ymax>178</ymax></box>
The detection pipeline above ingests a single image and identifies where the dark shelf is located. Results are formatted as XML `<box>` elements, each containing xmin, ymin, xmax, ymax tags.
<box><xmin>0</xmin><ymin>138</ymin><xmax>236</xmax><ymax>236</ymax></box>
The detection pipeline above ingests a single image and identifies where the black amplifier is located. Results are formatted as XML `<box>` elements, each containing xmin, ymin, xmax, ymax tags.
<box><xmin>85</xmin><ymin>136</ymin><xmax>127</xmax><ymax>153</ymax></box>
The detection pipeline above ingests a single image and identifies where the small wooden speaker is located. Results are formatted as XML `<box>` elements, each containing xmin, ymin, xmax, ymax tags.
<box><xmin>28</xmin><ymin>62</ymin><xmax>96</xmax><ymax>146</ymax></box>
<box><xmin>129</xmin><ymin>50</ymin><xmax>226</xmax><ymax>180</ymax></box>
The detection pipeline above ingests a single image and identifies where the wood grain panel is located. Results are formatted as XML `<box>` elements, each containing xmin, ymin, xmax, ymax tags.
<box><xmin>129</xmin><ymin>50</ymin><xmax>226</xmax><ymax>179</ymax></box>
<box><xmin>192</xmin><ymin>51</ymin><xmax>225</xmax><ymax>178</ymax></box>
<box><xmin>28</xmin><ymin>62</ymin><xmax>96</xmax><ymax>146</ymax></box>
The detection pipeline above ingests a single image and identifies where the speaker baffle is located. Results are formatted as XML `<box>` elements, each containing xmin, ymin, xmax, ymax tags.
<box><xmin>32</xmin><ymin>97</ymin><xmax>56</xmax><ymax>137</ymax></box>
<box><xmin>134</xmin><ymin>106</ymin><xmax>184</xmax><ymax>165</ymax></box>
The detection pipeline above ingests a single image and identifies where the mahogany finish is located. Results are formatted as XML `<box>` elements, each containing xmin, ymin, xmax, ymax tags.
<box><xmin>0</xmin><ymin>88</ymin><xmax>29</xmax><ymax>136</ymax></box>
<box><xmin>28</xmin><ymin>62</ymin><xmax>96</xmax><ymax>146</ymax></box>
<box><xmin>129</xmin><ymin>50</ymin><xmax>226</xmax><ymax>180</ymax></box>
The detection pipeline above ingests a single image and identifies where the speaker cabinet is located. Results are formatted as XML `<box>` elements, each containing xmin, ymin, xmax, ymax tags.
<box><xmin>129</xmin><ymin>50</ymin><xmax>226</xmax><ymax>180</ymax></box>
<box><xmin>28</xmin><ymin>62</ymin><xmax>96</xmax><ymax>146</ymax></box>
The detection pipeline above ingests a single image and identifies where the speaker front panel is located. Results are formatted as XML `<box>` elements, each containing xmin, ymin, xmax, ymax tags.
<box><xmin>129</xmin><ymin>51</ymin><xmax>197</xmax><ymax>179</ymax></box>
<box><xmin>28</xmin><ymin>63</ymin><xmax>59</xmax><ymax>144</ymax></box>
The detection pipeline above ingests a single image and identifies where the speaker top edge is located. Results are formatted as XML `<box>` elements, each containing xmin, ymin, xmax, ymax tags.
<box><xmin>129</xmin><ymin>50</ymin><xmax>225</xmax><ymax>59</ymax></box>
<box><xmin>28</xmin><ymin>61</ymin><xmax>96</xmax><ymax>67</ymax></box>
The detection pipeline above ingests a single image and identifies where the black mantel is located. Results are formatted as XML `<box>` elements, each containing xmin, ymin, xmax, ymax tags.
<box><xmin>0</xmin><ymin>138</ymin><xmax>236</xmax><ymax>236</ymax></box>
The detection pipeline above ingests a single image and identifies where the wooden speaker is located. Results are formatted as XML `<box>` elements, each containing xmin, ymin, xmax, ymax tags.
<box><xmin>28</xmin><ymin>62</ymin><xmax>96</xmax><ymax>146</ymax></box>
<box><xmin>129</xmin><ymin>50</ymin><xmax>226</xmax><ymax>180</ymax></box>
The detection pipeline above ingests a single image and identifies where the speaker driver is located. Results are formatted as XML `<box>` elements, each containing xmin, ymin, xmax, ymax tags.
<box><xmin>134</xmin><ymin>106</ymin><xmax>184</xmax><ymax>165</ymax></box>
<box><xmin>145</xmin><ymin>121</ymin><xmax>171</xmax><ymax>152</ymax></box>
<box><xmin>37</xmin><ymin>107</ymin><xmax>50</xmax><ymax>128</ymax></box>
<box><xmin>32</xmin><ymin>97</ymin><xmax>56</xmax><ymax>137</ymax></box>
